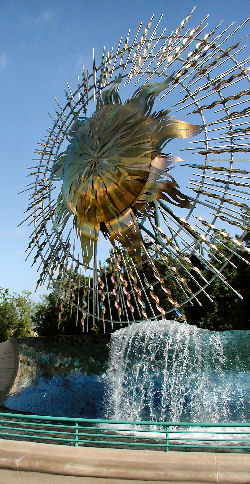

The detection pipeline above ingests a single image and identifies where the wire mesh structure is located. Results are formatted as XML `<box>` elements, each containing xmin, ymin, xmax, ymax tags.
<box><xmin>22</xmin><ymin>8</ymin><xmax>250</xmax><ymax>331</ymax></box>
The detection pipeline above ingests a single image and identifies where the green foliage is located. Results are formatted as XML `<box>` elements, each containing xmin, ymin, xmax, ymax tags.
<box><xmin>33</xmin><ymin>287</ymin><xmax>89</xmax><ymax>337</ymax></box>
<box><xmin>184</xmin><ymin>242</ymin><xmax>250</xmax><ymax>331</ymax></box>
<box><xmin>33</xmin><ymin>292</ymin><xmax>61</xmax><ymax>337</ymax></box>
<box><xmin>4</xmin><ymin>229</ymin><xmax>248</xmax><ymax>339</ymax></box>
<box><xmin>34</xmin><ymin>239</ymin><xmax>249</xmax><ymax>335</ymax></box>
<box><xmin>0</xmin><ymin>288</ymin><xmax>33</xmax><ymax>342</ymax></box>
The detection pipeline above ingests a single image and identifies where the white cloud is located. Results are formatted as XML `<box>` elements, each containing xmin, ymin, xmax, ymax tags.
<box><xmin>13</xmin><ymin>248</ymin><xmax>25</xmax><ymax>257</ymax></box>
<box><xmin>8</xmin><ymin>227</ymin><xmax>26</xmax><ymax>238</ymax></box>
<box><xmin>74</xmin><ymin>52</ymin><xmax>93</xmax><ymax>75</ymax></box>
<box><xmin>0</xmin><ymin>53</ymin><xmax>8</xmax><ymax>71</ymax></box>
<box><xmin>75</xmin><ymin>55</ymin><xmax>84</xmax><ymax>71</ymax></box>
<box><xmin>27</xmin><ymin>283</ymin><xmax>48</xmax><ymax>301</ymax></box>
<box><xmin>37</xmin><ymin>9</ymin><xmax>53</xmax><ymax>23</ymax></box>
<box><xmin>27</xmin><ymin>9</ymin><xmax>54</xmax><ymax>24</ymax></box>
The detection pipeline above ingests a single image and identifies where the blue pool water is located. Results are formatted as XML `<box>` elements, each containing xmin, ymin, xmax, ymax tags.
<box><xmin>4</xmin><ymin>320</ymin><xmax>250</xmax><ymax>422</ymax></box>
<box><xmin>5</xmin><ymin>372</ymin><xmax>106</xmax><ymax>418</ymax></box>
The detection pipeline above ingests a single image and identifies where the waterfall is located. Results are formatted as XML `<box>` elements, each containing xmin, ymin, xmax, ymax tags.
<box><xmin>105</xmin><ymin>320</ymin><xmax>249</xmax><ymax>423</ymax></box>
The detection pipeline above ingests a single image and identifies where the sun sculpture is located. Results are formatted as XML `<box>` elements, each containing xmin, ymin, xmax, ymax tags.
<box><xmin>51</xmin><ymin>78</ymin><xmax>201</xmax><ymax>265</ymax></box>
<box><xmin>23</xmin><ymin>9</ymin><xmax>249</xmax><ymax>331</ymax></box>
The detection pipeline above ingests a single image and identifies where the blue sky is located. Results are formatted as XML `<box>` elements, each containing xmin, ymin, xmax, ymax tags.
<box><xmin>0</xmin><ymin>0</ymin><xmax>249</xmax><ymax>300</ymax></box>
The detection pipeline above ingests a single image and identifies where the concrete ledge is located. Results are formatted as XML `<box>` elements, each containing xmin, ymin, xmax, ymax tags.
<box><xmin>0</xmin><ymin>440</ymin><xmax>249</xmax><ymax>483</ymax></box>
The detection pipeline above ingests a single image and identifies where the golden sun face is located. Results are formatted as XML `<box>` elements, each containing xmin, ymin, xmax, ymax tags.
<box><xmin>51</xmin><ymin>77</ymin><xmax>202</xmax><ymax>264</ymax></box>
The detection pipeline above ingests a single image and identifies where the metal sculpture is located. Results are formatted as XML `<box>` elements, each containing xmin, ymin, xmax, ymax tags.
<box><xmin>51</xmin><ymin>77</ymin><xmax>201</xmax><ymax>265</ymax></box>
<box><xmin>22</xmin><ymin>8</ymin><xmax>249</xmax><ymax>331</ymax></box>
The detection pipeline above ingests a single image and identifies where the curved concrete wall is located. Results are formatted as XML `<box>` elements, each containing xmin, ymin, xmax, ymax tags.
<box><xmin>0</xmin><ymin>440</ymin><xmax>249</xmax><ymax>483</ymax></box>
<box><xmin>0</xmin><ymin>340</ymin><xmax>19</xmax><ymax>403</ymax></box>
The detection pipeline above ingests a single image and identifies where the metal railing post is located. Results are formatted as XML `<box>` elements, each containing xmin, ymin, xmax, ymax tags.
<box><xmin>0</xmin><ymin>412</ymin><xmax>249</xmax><ymax>452</ymax></box>
<box><xmin>74</xmin><ymin>421</ymin><xmax>79</xmax><ymax>447</ymax></box>
<box><xmin>165</xmin><ymin>424</ymin><xmax>169</xmax><ymax>452</ymax></box>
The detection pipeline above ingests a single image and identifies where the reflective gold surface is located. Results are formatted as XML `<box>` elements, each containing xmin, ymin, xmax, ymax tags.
<box><xmin>51</xmin><ymin>78</ymin><xmax>202</xmax><ymax>264</ymax></box>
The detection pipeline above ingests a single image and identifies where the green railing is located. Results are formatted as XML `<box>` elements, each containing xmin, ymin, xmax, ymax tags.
<box><xmin>0</xmin><ymin>412</ymin><xmax>249</xmax><ymax>452</ymax></box>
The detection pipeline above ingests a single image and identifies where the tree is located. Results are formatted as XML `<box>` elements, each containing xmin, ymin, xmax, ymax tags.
<box><xmin>32</xmin><ymin>228</ymin><xmax>250</xmax><ymax>336</ymax></box>
<box><xmin>0</xmin><ymin>288</ymin><xmax>33</xmax><ymax>342</ymax></box>
<box><xmin>184</xmin><ymin>239</ymin><xmax>250</xmax><ymax>331</ymax></box>
<box><xmin>33</xmin><ymin>292</ymin><xmax>60</xmax><ymax>337</ymax></box>
<box><xmin>33</xmin><ymin>287</ymin><xmax>90</xmax><ymax>336</ymax></box>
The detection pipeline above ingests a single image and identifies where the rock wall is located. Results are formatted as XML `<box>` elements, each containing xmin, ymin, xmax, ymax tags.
<box><xmin>11</xmin><ymin>334</ymin><xmax>110</xmax><ymax>393</ymax></box>
<box><xmin>0</xmin><ymin>340</ymin><xmax>19</xmax><ymax>403</ymax></box>
<box><xmin>1</xmin><ymin>335</ymin><xmax>110</xmax><ymax>416</ymax></box>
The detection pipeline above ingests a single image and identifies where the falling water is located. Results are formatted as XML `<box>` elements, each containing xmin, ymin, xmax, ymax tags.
<box><xmin>105</xmin><ymin>320</ymin><xmax>249</xmax><ymax>423</ymax></box>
